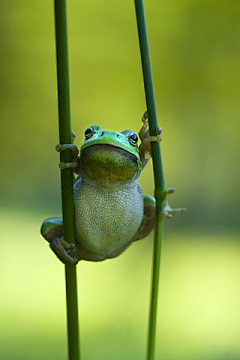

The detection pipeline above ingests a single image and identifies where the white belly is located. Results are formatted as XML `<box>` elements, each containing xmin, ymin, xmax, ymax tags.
<box><xmin>73</xmin><ymin>179</ymin><xmax>143</xmax><ymax>256</ymax></box>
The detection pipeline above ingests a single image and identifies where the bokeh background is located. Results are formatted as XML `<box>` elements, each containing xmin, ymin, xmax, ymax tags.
<box><xmin>1</xmin><ymin>1</ymin><xmax>239</xmax><ymax>359</ymax></box>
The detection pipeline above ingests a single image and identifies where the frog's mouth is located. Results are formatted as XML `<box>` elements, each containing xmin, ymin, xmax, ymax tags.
<box><xmin>80</xmin><ymin>144</ymin><xmax>140</xmax><ymax>183</ymax></box>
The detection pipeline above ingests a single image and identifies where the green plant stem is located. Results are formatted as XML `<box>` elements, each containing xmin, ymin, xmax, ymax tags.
<box><xmin>134</xmin><ymin>1</ymin><xmax>166</xmax><ymax>359</ymax></box>
<box><xmin>54</xmin><ymin>1</ymin><xmax>80</xmax><ymax>359</ymax></box>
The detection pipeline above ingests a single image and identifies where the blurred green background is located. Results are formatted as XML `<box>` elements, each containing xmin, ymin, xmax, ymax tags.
<box><xmin>1</xmin><ymin>1</ymin><xmax>239</xmax><ymax>359</ymax></box>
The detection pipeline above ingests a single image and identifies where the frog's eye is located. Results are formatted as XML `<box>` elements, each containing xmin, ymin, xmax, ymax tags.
<box><xmin>85</xmin><ymin>126</ymin><xmax>95</xmax><ymax>140</ymax></box>
<box><xmin>128</xmin><ymin>132</ymin><xmax>138</xmax><ymax>147</ymax></box>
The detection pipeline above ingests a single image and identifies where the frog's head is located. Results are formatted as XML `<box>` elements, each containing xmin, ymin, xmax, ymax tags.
<box><xmin>79</xmin><ymin>125</ymin><xmax>142</xmax><ymax>187</ymax></box>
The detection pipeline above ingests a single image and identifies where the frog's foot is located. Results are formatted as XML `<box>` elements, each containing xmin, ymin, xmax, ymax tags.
<box><xmin>50</xmin><ymin>237</ymin><xmax>79</xmax><ymax>265</ymax></box>
<box><xmin>139</xmin><ymin>111</ymin><xmax>162</xmax><ymax>168</ymax></box>
<box><xmin>55</xmin><ymin>131</ymin><xmax>80</xmax><ymax>171</ymax></box>
<box><xmin>41</xmin><ymin>218</ymin><xmax>78</xmax><ymax>265</ymax></box>
<box><xmin>163</xmin><ymin>188</ymin><xmax>187</xmax><ymax>219</ymax></box>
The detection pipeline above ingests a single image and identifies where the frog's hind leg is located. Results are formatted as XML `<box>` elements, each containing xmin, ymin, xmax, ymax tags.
<box><xmin>134</xmin><ymin>190</ymin><xmax>187</xmax><ymax>241</ymax></box>
<box><xmin>134</xmin><ymin>195</ymin><xmax>156</xmax><ymax>241</ymax></box>
<box><xmin>163</xmin><ymin>188</ymin><xmax>187</xmax><ymax>219</ymax></box>
<box><xmin>41</xmin><ymin>218</ymin><xmax>79</xmax><ymax>265</ymax></box>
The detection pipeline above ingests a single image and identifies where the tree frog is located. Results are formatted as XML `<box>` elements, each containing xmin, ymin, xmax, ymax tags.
<box><xmin>41</xmin><ymin>113</ymin><xmax>186</xmax><ymax>265</ymax></box>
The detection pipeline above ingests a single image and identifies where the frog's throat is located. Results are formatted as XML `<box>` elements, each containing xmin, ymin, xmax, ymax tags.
<box><xmin>79</xmin><ymin>144</ymin><xmax>141</xmax><ymax>186</ymax></box>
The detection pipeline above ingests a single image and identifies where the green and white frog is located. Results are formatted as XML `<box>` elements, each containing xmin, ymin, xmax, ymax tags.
<box><xmin>41</xmin><ymin>114</ymin><xmax>186</xmax><ymax>264</ymax></box>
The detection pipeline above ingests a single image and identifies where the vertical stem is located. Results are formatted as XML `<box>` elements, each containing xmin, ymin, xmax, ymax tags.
<box><xmin>54</xmin><ymin>1</ymin><xmax>80</xmax><ymax>359</ymax></box>
<box><xmin>134</xmin><ymin>1</ymin><xmax>166</xmax><ymax>359</ymax></box>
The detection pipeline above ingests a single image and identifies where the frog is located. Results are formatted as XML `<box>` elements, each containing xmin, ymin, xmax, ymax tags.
<box><xmin>41</xmin><ymin>112</ymin><xmax>186</xmax><ymax>265</ymax></box>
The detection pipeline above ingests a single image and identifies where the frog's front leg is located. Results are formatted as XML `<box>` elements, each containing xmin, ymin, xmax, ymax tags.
<box><xmin>41</xmin><ymin>218</ymin><xmax>79</xmax><ymax>265</ymax></box>
<box><xmin>55</xmin><ymin>131</ymin><xmax>80</xmax><ymax>173</ymax></box>
<box><xmin>139</xmin><ymin>111</ymin><xmax>162</xmax><ymax>169</ymax></box>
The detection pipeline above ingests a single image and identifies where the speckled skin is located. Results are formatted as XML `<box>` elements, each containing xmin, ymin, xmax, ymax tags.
<box><xmin>73</xmin><ymin>176</ymin><xmax>143</xmax><ymax>261</ymax></box>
